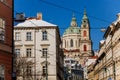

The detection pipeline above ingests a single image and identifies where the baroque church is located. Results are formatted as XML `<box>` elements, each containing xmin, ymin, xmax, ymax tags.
<box><xmin>62</xmin><ymin>9</ymin><xmax>93</xmax><ymax>66</ymax></box>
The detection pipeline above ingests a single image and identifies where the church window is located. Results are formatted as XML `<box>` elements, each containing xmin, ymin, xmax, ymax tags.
<box><xmin>75</xmin><ymin>40</ymin><xmax>77</xmax><ymax>47</ymax></box>
<box><xmin>70</xmin><ymin>39</ymin><xmax>73</xmax><ymax>47</ymax></box>
<box><xmin>64</xmin><ymin>40</ymin><xmax>66</xmax><ymax>48</ymax></box>
<box><xmin>84</xmin><ymin>45</ymin><xmax>87</xmax><ymax>51</ymax></box>
<box><xmin>67</xmin><ymin>41</ymin><xmax>68</xmax><ymax>48</ymax></box>
<box><xmin>83</xmin><ymin>30</ymin><xmax>87</xmax><ymax>37</ymax></box>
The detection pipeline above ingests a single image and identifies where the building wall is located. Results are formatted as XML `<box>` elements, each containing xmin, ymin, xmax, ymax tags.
<box><xmin>0</xmin><ymin>0</ymin><xmax>12</xmax><ymax>80</ymax></box>
<box><xmin>14</xmin><ymin>18</ymin><xmax>63</xmax><ymax>80</ymax></box>
<box><xmin>93</xmin><ymin>13</ymin><xmax>120</xmax><ymax>80</ymax></box>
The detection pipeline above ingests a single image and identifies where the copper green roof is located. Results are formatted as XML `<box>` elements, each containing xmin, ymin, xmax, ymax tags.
<box><xmin>63</xmin><ymin>13</ymin><xmax>80</xmax><ymax>35</ymax></box>
<box><xmin>63</xmin><ymin>27</ymin><xmax>80</xmax><ymax>35</ymax></box>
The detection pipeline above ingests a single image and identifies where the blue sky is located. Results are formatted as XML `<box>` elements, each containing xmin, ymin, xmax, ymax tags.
<box><xmin>14</xmin><ymin>0</ymin><xmax>120</xmax><ymax>50</ymax></box>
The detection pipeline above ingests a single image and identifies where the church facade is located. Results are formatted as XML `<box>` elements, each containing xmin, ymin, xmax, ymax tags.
<box><xmin>62</xmin><ymin>9</ymin><xmax>93</xmax><ymax>67</ymax></box>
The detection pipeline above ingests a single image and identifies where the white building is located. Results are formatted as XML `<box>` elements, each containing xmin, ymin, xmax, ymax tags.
<box><xmin>14</xmin><ymin>13</ymin><xmax>64</xmax><ymax>80</ymax></box>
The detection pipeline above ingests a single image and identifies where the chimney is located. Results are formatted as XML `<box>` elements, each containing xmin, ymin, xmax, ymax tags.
<box><xmin>117</xmin><ymin>13</ymin><xmax>120</xmax><ymax>21</ymax></box>
<box><xmin>16</xmin><ymin>13</ymin><xmax>25</xmax><ymax>20</ymax></box>
<box><xmin>37</xmin><ymin>13</ymin><xmax>42</xmax><ymax>20</ymax></box>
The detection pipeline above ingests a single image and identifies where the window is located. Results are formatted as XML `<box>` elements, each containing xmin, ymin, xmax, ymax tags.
<box><xmin>0</xmin><ymin>18</ymin><xmax>5</xmax><ymax>42</ymax></box>
<box><xmin>42</xmin><ymin>31</ymin><xmax>47</xmax><ymax>40</ymax></box>
<box><xmin>64</xmin><ymin>40</ymin><xmax>66</xmax><ymax>48</ymax></box>
<box><xmin>26</xmin><ymin>65</ymin><xmax>32</xmax><ymax>75</ymax></box>
<box><xmin>15</xmin><ymin>32</ymin><xmax>20</xmax><ymax>40</ymax></box>
<box><xmin>0</xmin><ymin>0</ymin><xmax>6</xmax><ymax>3</ymax></box>
<box><xmin>84</xmin><ymin>45</ymin><xmax>87</xmax><ymax>51</ymax></box>
<box><xmin>0</xmin><ymin>65</ymin><xmax>5</xmax><ymax>80</ymax></box>
<box><xmin>83</xmin><ymin>25</ymin><xmax>86</xmax><ymax>28</ymax></box>
<box><xmin>26</xmin><ymin>48</ymin><xmax>32</xmax><ymax>57</ymax></box>
<box><xmin>42</xmin><ymin>66</ymin><xmax>46</xmax><ymax>75</ymax></box>
<box><xmin>79</xmin><ymin>39</ymin><xmax>80</xmax><ymax>47</ymax></box>
<box><xmin>26</xmin><ymin>32</ymin><xmax>32</xmax><ymax>41</ymax></box>
<box><xmin>15</xmin><ymin>49</ymin><xmax>20</xmax><ymax>56</ymax></box>
<box><xmin>42</xmin><ymin>48</ymin><xmax>47</xmax><ymax>57</ymax></box>
<box><xmin>83</xmin><ymin>30</ymin><xmax>87</xmax><ymax>37</ymax></box>
<box><xmin>70</xmin><ymin>39</ymin><xmax>73</xmax><ymax>47</ymax></box>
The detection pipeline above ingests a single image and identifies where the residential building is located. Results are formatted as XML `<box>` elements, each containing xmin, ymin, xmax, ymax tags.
<box><xmin>0</xmin><ymin>0</ymin><xmax>12</xmax><ymax>80</ymax></box>
<box><xmin>14</xmin><ymin>13</ymin><xmax>64</xmax><ymax>80</ymax></box>
<box><xmin>94</xmin><ymin>13</ymin><xmax>120</xmax><ymax>80</ymax></box>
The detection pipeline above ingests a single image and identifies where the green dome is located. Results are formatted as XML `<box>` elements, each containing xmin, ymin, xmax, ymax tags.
<box><xmin>63</xmin><ymin>13</ymin><xmax>80</xmax><ymax>35</ymax></box>
<box><xmin>64</xmin><ymin>27</ymin><xmax>80</xmax><ymax>35</ymax></box>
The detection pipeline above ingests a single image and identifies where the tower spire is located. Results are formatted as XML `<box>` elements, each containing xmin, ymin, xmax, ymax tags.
<box><xmin>82</xmin><ymin>8</ymin><xmax>88</xmax><ymax>20</ymax></box>
<box><xmin>70</xmin><ymin>13</ymin><xmax>77</xmax><ymax>27</ymax></box>
<box><xmin>84</xmin><ymin>8</ymin><xmax>87</xmax><ymax>15</ymax></box>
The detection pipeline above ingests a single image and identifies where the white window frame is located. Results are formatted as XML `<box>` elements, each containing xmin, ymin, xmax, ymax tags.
<box><xmin>15</xmin><ymin>32</ymin><xmax>20</xmax><ymax>41</ymax></box>
<box><xmin>42</xmin><ymin>65</ymin><xmax>46</xmax><ymax>74</ymax></box>
<box><xmin>42</xmin><ymin>31</ymin><xmax>47</xmax><ymax>40</ymax></box>
<box><xmin>26</xmin><ymin>32</ymin><xmax>32</xmax><ymax>41</ymax></box>
<box><xmin>26</xmin><ymin>48</ymin><xmax>32</xmax><ymax>57</ymax></box>
<box><xmin>42</xmin><ymin>48</ymin><xmax>47</xmax><ymax>57</ymax></box>
<box><xmin>15</xmin><ymin>49</ymin><xmax>20</xmax><ymax>56</ymax></box>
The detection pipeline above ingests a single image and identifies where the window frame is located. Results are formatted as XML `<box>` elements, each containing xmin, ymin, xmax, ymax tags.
<box><xmin>0</xmin><ymin>18</ymin><xmax>5</xmax><ymax>42</ymax></box>
<box><xmin>42</xmin><ymin>31</ymin><xmax>47</xmax><ymax>40</ymax></box>
<box><xmin>15</xmin><ymin>49</ymin><xmax>20</xmax><ymax>56</ymax></box>
<box><xmin>70</xmin><ymin>39</ymin><xmax>73</xmax><ymax>47</ymax></box>
<box><xmin>26</xmin><ymin>32</ymin><xmax>32</xmax><ymax>41</ymax></box>
<box><xmin>26</xmin><ymin>48</ymin><xmax>32</xmax><ymax>57</ymax></box>
<box><xmin>83</xmin><ymin>45</ymin><xmax>87</xmax><ymax>51</ymax></box>
<box><xmin>15</xmin><ymin>32</ymin><xmax>21</xmax><ymax>41</ymax></box>
<box><xmin>42</xmin><ymin>48</ymin><xmax>48</xmax><ymax>57</ymax></box>
<box><xmin>26</xmin><ymin>65</ymin><xmax>32</xmax><ymax>76</ymax></box>
<box><xmin>83</xmin><ymin>30</ymin><xmax>87</xmax><ymax>37</ymax></box>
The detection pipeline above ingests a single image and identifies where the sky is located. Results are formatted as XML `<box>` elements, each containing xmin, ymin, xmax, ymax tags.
<box><xmin>14</xmin><ymin>0</ymin><xmax>120</xmax><ymax>50</ymax></box>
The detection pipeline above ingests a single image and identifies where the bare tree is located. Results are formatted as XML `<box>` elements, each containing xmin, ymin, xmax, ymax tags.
<box><xmin>14</xmin><ymin>55</ymin><xmax>34</xmax><ymax>80</ymax></box>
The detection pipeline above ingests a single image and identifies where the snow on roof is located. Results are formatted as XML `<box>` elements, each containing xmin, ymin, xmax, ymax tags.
<box><xmin>15</xmin><ymin>19</ymin><xmax>57</xmax><ymax>27</ymax></box>
<box><xmin>100</xmin><ymin>40</ymin><xmax>105</xmax><ymax>44</ymax></box>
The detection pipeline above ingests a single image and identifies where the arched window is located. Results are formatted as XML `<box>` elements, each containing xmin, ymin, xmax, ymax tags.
<box><xmin>64</xmin><ymin>40</ymin><xmax>66</xmax><ymax>48</ymax></box>
<box><xmin>70</xmin><ymin>39</ymin><xmax>73</xmax><ymax>47</ymax></box>
<box><xmin>83</xmin><ymin>30</ymin><xmax>87</xmax><ymax>37</ymax></box>
<box><xmin>84</xmin><ymin>45</ymin><xmax>87</xmax><ymax>51</ymax></box>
